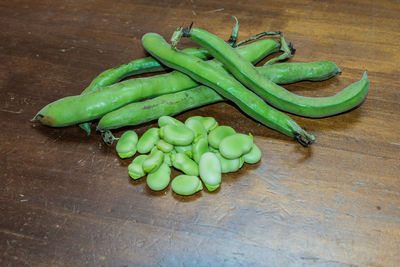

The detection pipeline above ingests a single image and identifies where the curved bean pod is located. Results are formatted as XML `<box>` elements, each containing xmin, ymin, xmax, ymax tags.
<box><xmin>182</xmin><ymin>27</ymin><xmax>369</xmax><ymax>118</ymax></box>
<box><xmin>34</xmin><ymin>39</ymin><xmax>278</xmax><ymax>128</ymax></box>
<box><xmin>258</xmin><ymin>61</ymin><xmax>341</xmax><ymax>84</ymax></box>
<box><xmin>142</xmin><ymin>32</ymin><xmax>315</xmax><ymax>146</ymax></box>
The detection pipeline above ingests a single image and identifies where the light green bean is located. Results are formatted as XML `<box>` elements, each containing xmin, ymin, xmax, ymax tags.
<box><xmin>137</xmin><ymin>127</ymin><xmax>160</xmax><ymax>154</ymax></box>
<box><xmin>199</xmin><ymin>152</ymin><xmax>221</xmax><ymax>191</ymax></box>
<box><xmin>171</xmin><ymin>152</ymin><xmax>199</xmax><ymax>176</ymax></box>
<box><xmin>147</xmin><ymin>163</ymin><xmax>171</xmax><ymax>191</ymax></box>
<box><xmin>128</xmin><ymin>155</ymin><xmax>147</xmax><ymax>180</ymax></box>
<box><xmin>115</xmin><ymin>130</ymin><xmax>138</xmax><ymax>158</ymax></box>
<box><xmin>171</xmin><ymin>175</ymin><xmax>203</xmax><ymax>196</ymax></box>
<box><xmin>219</xmin><ymin>133</ymin><xmax>253</xmax><ymax>159</ymax></box>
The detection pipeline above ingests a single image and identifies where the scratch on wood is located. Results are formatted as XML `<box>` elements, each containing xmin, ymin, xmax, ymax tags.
<box><xmin>0</xmin><ymin>108</ymin><xmax>24</xmax><ymax>114</ymax></box>
<box><xmin>205</xmin><ymin>8</ymin><xmax>224</xmax><ymax>13</ymax></box>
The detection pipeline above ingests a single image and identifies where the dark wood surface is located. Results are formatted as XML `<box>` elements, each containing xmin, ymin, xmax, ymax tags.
<box><xmin>1</xmin><ymin>0</ymin><xmax>399</xmax><ymax>266</ymax></box>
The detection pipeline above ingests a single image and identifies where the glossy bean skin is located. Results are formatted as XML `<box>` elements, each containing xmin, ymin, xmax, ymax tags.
<box><xmin>34</xmin><ymin>39</ymin><xmax>278</xmax><ymax>128</ymax></box>
<box><xmin>142</xmin><ymin>148</ymin><xmax>164</xmax><ymax>173</ymax></box>
<box><xmin>137</xmin><ymin>128</ymin><xmax>160</xmax><ymax>154</ymax></box>
<box><xmin>185</xmin><ymin>117</ymin><xmax>207</xmax><ymax>141</ymax></box>
<box><xmin>174</xmin><ymin>144</ymin><xmax>193</xmax><ymax>158</ymax></box>
<box><xmin>116</xmin><ymin>130</ymin><xmax>138</xmax><ymax>158</ymax></box>
<box><xmin>146</xmin><ymin>163</ymin><xmax>171</xmax><ymax>191</ymax></box>
<box><xmin>191</xmin><ymin>116</ymin><xmax>219</xmax><ymax>132</ymax></box>
<box><xmin>243</xmin><ymin>143</ymin><xmax>262</xmax><ymax>164</ymax></box>
<box><xmin>98</xmin><ymin>86</ymin><xmax>223</xmax><ymax>131</ymax></box>
<box><xmin>128</xmin><ymin>155</ymin><xmax>147</xmax><ymax>180</ymax></box>
<box><xmin>77</xmin><ymin>47</ymin><xmax>213</xmax><ymax>134</ymax></box>
<box><xmin>208</xmin><ymin>126</ymin><xmax>236</xmax><ymax>149</ymax></box>
<box><xmin>219</xmin><ymin>133</ymin><xmax>253</xmax><ymax>159</ymax></box>
<box><xmin>156</xmin><ymin>139</ymin><xmax>174</xmax><ymax>153</ymax></box>
<box><xmin>215</xmin><ymin>151</ymin><xmax>244</xmax><ymax>173</ymax></box>
<box><xmin>183</xmin><ymin>27</ymin><xmax>369</xmax><ymax>118</ymax></box>
<box><xmin>192</xmin><ymin>137</ymin><xmax>209</xmax><ymax>163</ymax></box>
<box><xmin>142</xmin><ymin>33</ymin><xmax>315</xmax><ymax>146</ymax></box>
<box><xmin>158</xmin><ymin>115</ymin><xmax>185</xmax><ymax>127</ymax></box>
<box><xmin>171</xmin><ymin>175</ymin><xmax>203</xmax><ymax>196</ymax></box>
<box><xmin>258</xmin><ymin>61</ymin><xmax>341</xmax><ymax>84</ymax></box>
<box><xmin>171</xmin><ymin>152</ymin><xmax>199</xmax><ymax>176</ymax></box>
<box><xmin>160</xmin><ymin>125</ymin><xmax>194</xmax><ymax>146</ymax></box>
<box><xmin>199</xmin><ymin>152</ymin><xmax>221</xmax><ymax>191</ymax></box>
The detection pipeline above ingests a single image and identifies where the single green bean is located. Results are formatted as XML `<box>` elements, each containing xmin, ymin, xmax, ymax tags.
<box><xmin>142</xmin><ymin>32</ymin><xmax>315</xmax><ymax>146</ymax></box>
<box><xmin>115</xmin><ymin>130</ymin><xmax>138</xmax><ymax>158</ymax></box>
<box><xmin>181</xmin><ymin>27</ymin><xmax>369</xmax><ymax>118</ymax></box>
<box><xmin>142</xmin><ymin>147</ymin><xmax>164</xmax><ymax>173</ymax></box>
<box><xmin>158</xmin><ymin>115</ymin><xmax>185</xmax><ymax>127</ymax></box>
<box><xmin>156</xmin><ymin>139</ymin><xmax>174</xmax><ymax>153</ymax></box>
<box><xmin>243</xmin><ymin>143</ymin><xmax>262</xmax><ymax>164</ymax></box>
<box><xmin>128</xmin><ymin>155</ymin><xmax>147</xmax><ymax>180</ymax></box>
<box><xmin>171</xmin><ymin>175</ymin><xmax>203</xmax><ymax>196</ymax></box>
<box><xmin>159</xmin><ymin>125</ymin><xmax>194</xmax><ymax>146</ymax></box>
<box><xmin>146</xmin><ymin>163</ymin><xmax>171</xmax><ymax>191</ymax></box>
<box><xmin>171</xmin><ymin>152</ymin><xmax>199</xmax><ymax>176</ymax></box>
<box><xmin>137</xmin><ymin>127</ymin><xmax>160</xmax><ymax>154</ymax></box>
<box><xmin>219</xmin><ymin>133</ymin><xmax>253</xmax><ymax>159</ymax></box>
<box><xmin>199</xmin><ymin>152</ymin><xmax>221</xmax><ymax>191</ymax></box>
<box><xmin>192</xmin><ymin>137</ymin><xmax>209</xmax><ymax>163</ymax></box>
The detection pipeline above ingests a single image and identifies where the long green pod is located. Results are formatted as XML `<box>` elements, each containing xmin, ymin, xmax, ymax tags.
<box><xmin>33</xmin><ymin>39</ymin><xmax>278</xmax><ymax>127</ymax></box>
<box><xmin>77</xmin><ymin>47</ymin><xmax>213</xmax><ymax>135</ymax></box>
<box><xmin>182</xmin><ymin>27</ymin><xmax>369</xmax><ymax>118</ymax></box>
<box><xmin>258</xmin><ymin>61</ymin><xmax>341</xmax><ymax>84</ymax></box>
<box><xmin>142</xmin><ymin>33</ymin><xmax>314</xmax><ymax>146</ymax></box>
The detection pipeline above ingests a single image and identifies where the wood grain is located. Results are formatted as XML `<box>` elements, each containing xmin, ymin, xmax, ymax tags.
<box><xmin>1</xmin><ymin>0</ymin><xmax>399</xmax><ymax>266</ymax></box>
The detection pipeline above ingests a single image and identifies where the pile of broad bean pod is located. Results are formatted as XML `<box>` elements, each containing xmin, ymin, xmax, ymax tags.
<box><xmin>33</xmin><ymin>20</ymin><xmax>369</xmax><ymax>195</ymax></box>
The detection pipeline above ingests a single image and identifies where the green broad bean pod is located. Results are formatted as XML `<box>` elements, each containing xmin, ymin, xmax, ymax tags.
<box><xmin>115</xmin><ymin>130</ymin><xmax>138</xmax><ymax>159</ymax></box>
<box><xmin>34</xmin><ymin>39</ymin><xmax>279</xmax><ymax>128</ymax></box>
<box><xmin>181</xmin><ymin>27</ymin><xmax>369</xmax><ymax>118</ymax></box>
<box><xmin>258</xmin><ymin>61</ymin><xmax>341</xmax><ymax>84</ymax></box>
<box><xmin>171</xmin><ymin>175</ymin><xmax>203</xmax><ymax>196</ymax></box>
<box><xmin>142</xmin><ymin>32</ymin><xmax>315</xmax><ymax>146</ymax></box>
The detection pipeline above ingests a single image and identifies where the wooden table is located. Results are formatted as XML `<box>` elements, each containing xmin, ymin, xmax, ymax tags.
<box><xmin>1</xmin><ymin>0</ymin><xmax>399</xmax><ymax>266</ymax></box>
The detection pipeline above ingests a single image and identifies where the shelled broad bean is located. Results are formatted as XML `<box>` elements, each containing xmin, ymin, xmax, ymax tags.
<box><xmin>123</xmin><ymin>116</ymin><xmax>262</xmax><ymax>195</ymax></box>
